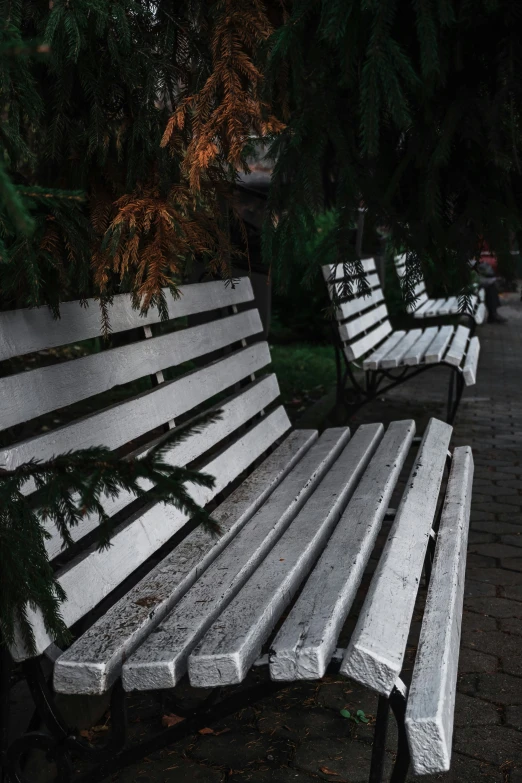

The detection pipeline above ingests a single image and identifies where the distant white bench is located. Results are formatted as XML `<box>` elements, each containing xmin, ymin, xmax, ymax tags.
<box><xmin>323</xmin><ymin>259</ymin><xmax>481</xmax><ymax>422</ymax></box>
<box><xmin>394</xmin><ymin>253</ymin><xmax>486</xmax><ymax>326</ymax></box>
<box><xmin>1</xmin><ymin>279</ymin><xmax>473</xmax><ymax>783</ymax></box>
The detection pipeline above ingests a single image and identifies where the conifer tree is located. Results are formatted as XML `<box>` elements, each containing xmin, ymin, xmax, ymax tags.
<box><xmin>263</xmin><ymin>0</ymin><xmax>522</xmax><ymax>303</ymax></box>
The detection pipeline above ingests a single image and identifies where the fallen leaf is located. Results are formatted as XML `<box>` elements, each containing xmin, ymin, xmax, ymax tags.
<box><xmin>215</xmin><ymin>728</ymin><xmax>231</xmax><ymax>736</ymax></box>
<box><xmin>198</xmin><ymin>727</ymin><xmax>215</xmax><ymax>735</ymax></box>
<box><xmin>320</xmin><ymin>767</ymin><xmax>340</xmax><ymax>776</ymax></box>
<box><xmin>79</xmin><ymin>729</ymin><xmax>94</xmax><ymax>742</ymax></box>
<box><xmin>162</xmin><ymin>713</ymin><xmax>185</xmax><ymax>728</ymax></box>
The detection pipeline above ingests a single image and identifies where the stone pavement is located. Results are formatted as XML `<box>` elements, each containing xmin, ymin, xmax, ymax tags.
<box><xmin>29</xmin><ymin>297</ymin><xmax>522</xmax><ymax>783</ymax></box>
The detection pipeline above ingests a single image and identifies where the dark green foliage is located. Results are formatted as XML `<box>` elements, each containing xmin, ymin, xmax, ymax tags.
<box><xmin>0</xmin><ymin>411</ymin><xmax>221</xmax><ymax>654</ymax></box>
<box><xmin>263</xmin><ymin>0</ymin><xmax>522</xmax><ymax>304</ymax></box>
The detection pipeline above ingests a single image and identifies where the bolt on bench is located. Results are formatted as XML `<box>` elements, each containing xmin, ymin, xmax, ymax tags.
<box><xmin>324</xmin><ymin>259</ymin><xmax>481</xmax><ymax>422</ymax></box>
<box><xmin>0</xmin><ymin>278</ymin><xmax>473</xmax><ymax>783</ymax></box>
<box><xmin>394</xmin><ymin>254</ymin><xmax>486</xmax><ymax>328</ymax></box>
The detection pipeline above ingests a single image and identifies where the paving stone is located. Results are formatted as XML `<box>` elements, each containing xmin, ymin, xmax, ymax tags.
<box><xmin>464</xmin><ymin>596</ymin><xmax>522</xmax><ymax>618</ymax></box>
<box><xmin>454</xmin><ymin>693</ymin><xmax>501</xmax><ymax>727</ymax></box>
<box><xmin>293</xmin><ymin>737</ymin><xmax>382</xmax><ymax>782</ymax></box>
<box><xmin>501</xmin><ymin>534</ymin><xmax>522</xmax><ymax>548</ymax></box>
<box><xmin>471</xmin><ymin>521</ymin><xmax>521</xmax><ymax>535</ymax></box>
<box><xmin>501</xmin><ymin>558</ymin><xmax>522</xmax><ymax>571</ymax></box>
<box><xmin>453</xmin><ymin>726</ymin><xmax>522</xmax><ymax>767</ymax></box>
<box><xmin>499</xmin><ymin>618</ymin><xmax>522</xmax><ymax>636</ymax></box>
<box><xmin>459</xmin><ymin>648</ymin><xmax>498</xmax><ymax>674</ymax></box>
<box><xmin>469</xmin><ymin>544</ymin><xmax>522</xmax><ymax>559</ymax></box>
<box><xmin>316</xmin><ymin>679</ymin><xmax>378</xmax><ymax>715</ymax></box>
<box><xmin>466</xmin><ymin>568</ymin><xmax>521</xmax><ymax>585</ymax></box>
<box><xmin>464</xmin><ymin>569</ymin><xmax>515</xmax><ymax>587</ymax></box>
<box><xmin>190</xmin><ymin>733</ymin><xmax>291</xmax><ymax>769</ymax></box>
<box><xmin>459</xmin><ymin>673</ymin><xmax>522</xmax><ymax>705</ymax></box>
<box><xmin>467</xmin><ymin>554</ymin><xmax>498</xmax><ymax>568</ymax></box>
<box><xmin>229</xmin><ymin>770</ymin><xmax>314</xmax><ymax>783</ymax></box>
<box><xmin>461</xmin><ymin>610</ymin><xmax>497</xmax><ymax>634</ymax></box>
<box><xmin>502</xmin><ymin>584</ymin><xmax>522</xmax><ymax>602</ymax></box>
<box><xmin>462</xmin><ymin>630</ymin><xmax>521</xmax><ymax>676</ymax></box>
<box><xmin>464</xmin><ymin>581</ymin><xmax>496</xmax><ymax>598</ymax></box>
<box><xmin>498</xmin><ymin>515</ymin><xmax>522</xmax><ymax>525</ymax></box>
<box><xmin>405</xmin><ymin>753</ymin><xmax>504</xmax><ymax>782</ymax></box>
<box><xmin>468</xmin><ymin>533</ymin><xmax>496</xmax><ymax>546</ymax></box>
<box><xmin>473</xmin><ymin>503</ymin><xmax>522</xmax><ymax>514</ymax></box>
<box><xmin>505</xmin><ymin>706</ymin><xmax>522</xmax><ymax>732</ymax></box>
<box><xmin>113</xmin><ymin>754</ymin><xmax>224</xmax><ymax>783</ymax></box>
<box><xmin>257</xmin><ymin>707</ymin><xmax>349</xmax><ymax>742</ymax></box>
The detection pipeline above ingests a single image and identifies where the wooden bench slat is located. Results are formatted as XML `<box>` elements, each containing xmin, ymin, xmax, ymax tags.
<box><xmin>402</xmin><ymin>327</ymin><xmax>439</xmax><ymax>366</ymax></box>
<box><xmin>424</xmin><ymin>326</ymin><xmax>454</xmax><ymax>363</ymax></box>
<box><xmin>340</xmin><ymin>417</ymin><xmax>453</xmax><ymax>695</ymax></box>
<box><xmin>444</xmin><ymin>324</ymin><xmax>470</xmax><ymax>367</ymax></box>
<box><xmin>188</xmin><ymin>424</ymin><xmax>384</xmax><ymax>687</ymax></box>
<box><xmin>405</xmin><ymin>446</ymin><xmax>473</xmax><ymax>775</ymax></box>
<box><xmin>52</xmin><ymin>428</ymin><xmax>317</xmax><ymax>694</ymax></box>
<box><xmin>413</xmin><ymin>298</ymin><xmax>439</xmax><ymax>317</ymax></box>
<box><xmin>43</xmin><ymin>371</ymin><xmax>280</xmax><ymax>560</ymax></box>
<box><xmin>336</xmin><ymin>287</ymin><xmax>385</xmax><ymax>320</ymax></box>
<box><xmin>2</xmin><ymin>343</ymin><xmax>271</xmax><ymax>474</ymax></box>
<box><xmin>344</xmin><ymin>320</ymin><xmax>393</xmax><ymax>362</ymax></box>
<box><xmin>462</xmin><ymin>336</ymin><xmax>480</xmax><ymax>386</ymax></box>
<box><xmin>339</xmin><ymin>304</ymin><xmax>389</xmax><ymax>341</ymax></box>
<box><xmin>437</xmin><ymin>296</ymin><xmax>458</xmax><ymax>316</ymax></box>
<box><xmin>10</xmin><ymin>406</ymin><xmax>293</xmax><ymax>660</ymax></box>
<box><xmin>475</xmin><ymin>302</ymin><xmax>486</xmax><ymax>325</ymax></box>
<box><xmin>323</xmin><ymin>258</ymin><xmax>377</xmax><ymax>280</ymax></box>
<box><xmin>380</xmin><ymin>329</ymin><xmax>423</xmax><ymax>368</ymax></box>
<box><xmin>0</xmin><ymin>280</ymin><xmax>254</xmax><ymax>360</ymax></box>
<box><xmin>121</xmin><ymin>428</ymin><xmax>351</xmax><ymax>692</ymax></box>
<box><xmin>327</xmin><ymin>273</ymin><xmax>381</xmax><ymax>304</ymax></box>
<box><xmin>362</xmin><ymin>331</ymin><xmax>406</xmax><ymax>371</ymax></box>
<box><xmin>269</xmin><ymin>420</ymin><xmax>415</xmax><ymax>682</ymax></box>
<box><xmin>0</xmin><ymin>309</ymin><xmax>263</xmax><ymax>430</ymax></box>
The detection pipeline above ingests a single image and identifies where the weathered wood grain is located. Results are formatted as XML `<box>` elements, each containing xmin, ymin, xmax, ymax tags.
<box><xmin>188</xmin><ymin>424</ymin><xmax>384</xmax><ymax>687</ymax></box>
<box><xmin>269</xmin><ymin>419</ymin><xmax>415</xmax><ymax>682</ymax></box>
<box><xmin>340</xmin><ymin>417</ymin><xmax>453</xmax><ymax>695</ymax></box>
<box><xmin>43</xmin><ymin>370</ymin><xmax>280</xmax><ymax>560</ymax></box>
<box><xmin>52</xmin><ymin>428</ymin><xmax>317</xmax><ymax>694</ymax></box>
<box><xmin>405</xmin><ymin>446</ymin><xmax>473</xmax><ymax>775</ymax></box>
<box><xmin>10</xmin><ymin>406</ymin><xmax>293</xmax><ymax>661</ymax></box>
<box><xmin>121</xmin><ymin>428</ymin><xmax>351</xmax><ymax>692</ymax></box>
<box><xmin>0</xmin><ymin>309</ymin><xmax>263</xmax><ymax>429</ymax></box>
<box><xmin>0</xmin><ymin>279</ymin><xmax>254</xmax><ymax>360</ymax></box>
<box><xmin>462</xmin><ymin>336</ymin><xmax>480</xmax><ymax>386</ymax></box>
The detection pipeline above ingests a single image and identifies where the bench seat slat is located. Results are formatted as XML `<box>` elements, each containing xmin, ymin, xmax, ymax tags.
<box><xmin>413</xmin><ymin>299</ymin><xmax>439</xmax><ymax>317</ymax></box>
<box><xmin>122</xmin><ymin>428</ymin><xmax>351</xmax><ymax>692</ymax></box>
<box><xmin>475</xmin><ymin>302</ymin><xmax>486</xmax><ymax>325</ymax></box>
<box><xmin>52</xmin><ymin>428</ymin><xmax>317</xmax><ymax>695</ymax></box>
<box><xmin>444</xmin><ymin>325</ymin><xmax>470</xmax><ymax>367</ymax></box>
<box><xmin>362</xmin><ymin>331</ymin><xmax>406</xmax><ymax>371</ymax></box>
<box><xmin>269</xmin><ymin>420</ymin><xmax>415</xmax><ymax>682</ymax></box>
<box><xmin>0</xmin><ymin>280</ymin><xmax>254</xmax><ymax>361</ymax></box>
<box><xmin>2</xmin><ymin>342</ymin><xmax>271</xmax><ymax>475</ymax></box>
<box><xmin>424</xmin><ymin>326</ymin><xmax>454</xmax><ymax>363</ymax></box>
<box><xmin>344</xmin><ymin>320</ymin><xmax>393</xmax><ymax>362</ymax></box>
<box><xmin>340</xmin><ymin>418</ymin><xmax>453</xmax><ymax>695</ymax></box>
<box><xmin>43</xmin><ymin>370</ymin><xmax>280</xmax><ymax>560</ymax></box>
<box><xmin>10</xmin><ymin>406</ymin><xmax>293</xmax><ymax>660</ymax></box>
<box><xmin>380</xmin><ymin>330</ymin><xmax>423</xmax><ymax>368</ymax></box>
<box><xmin>188</xmin><ymin>424</ymin><xmax>384</xmax><ymax>687</ymax></box>
<box><xmin>402</xmin><ymin>327</ymin><xmax>439</xmax><ymax>366</ymax></box>
<box><xmin>462</xmin><ymin>336</ymin><xmax>480</xmax><ymax>386</ymax></box>
<box><xmin>0</xmin><ymin>309</ymin><xmax>263</xmax><ymax>429</ymax></box>
<box><xmin>405</xmin><ymin>446</ymin><xmax>473</xmax><ymax>775</ymax></box>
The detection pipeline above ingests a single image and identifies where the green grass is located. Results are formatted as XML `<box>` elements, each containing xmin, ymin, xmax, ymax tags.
<box><xmin>269</xmin><ymin>343</ymin><xmax>337</xmax><ymax>415</ymax></box>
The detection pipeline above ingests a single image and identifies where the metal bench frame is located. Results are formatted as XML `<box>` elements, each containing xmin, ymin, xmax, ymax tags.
<box><xmin>0</xmin><ymin>281</ymin><xmax>472</xmax><ymax>783</ymax></box>
<box><xmin>324</xmin><ymin>260</ymin><xmax>480</xmax><ymax>424</ymax></box>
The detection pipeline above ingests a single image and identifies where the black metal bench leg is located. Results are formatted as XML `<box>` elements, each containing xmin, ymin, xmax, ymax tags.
<box><xmin>389</xmin><ymin>684</ymin><xmax>410</xmax><ymax>783</ymax></box>
<box><xmin>369</xmin><ymin>695</ymin><xmax>390</xmax><ymax>783</ymax></box>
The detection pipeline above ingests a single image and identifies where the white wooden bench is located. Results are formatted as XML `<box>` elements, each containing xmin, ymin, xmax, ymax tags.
<box><xmin>324</xmin><ymin>258</ymin><xmax>481</xmax><ymax>422</ymax></box>
<box><xmin>394</xmin><ymin>253</ymin><xmax>487</xmax><ymax>326</ymax></box>
<box><xmin>0</xmin><ymin>279</ymin><xmax>473</xmax><ymax>783</ymax></box>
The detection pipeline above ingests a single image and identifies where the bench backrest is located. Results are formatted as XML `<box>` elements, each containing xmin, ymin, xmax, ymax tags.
<box><xmin>394</xmin><ymin>253</ymin><xmax>430</xmax><ymax>313</ymax></box>
<box><xmin>322</xmin><ymin>258</ymin><xmax>394</xmax><ymax>362</ymax></box>
<box><xmin>1</xmin><ymin>279</ymin><xmax>291</xmax><ymax>658</ymax></box>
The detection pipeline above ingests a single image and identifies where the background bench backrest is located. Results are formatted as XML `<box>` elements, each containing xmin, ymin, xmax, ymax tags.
<box><xmin>394</xmin><ymin>253</ymin><xmax>429</xmax><ymax>313</ymax></box>
<box><xmin>322</xmin><ymin>259</ymin><xmax>393</xmax><ymax>361</ymax></box>
<box><xmin>0</xmin><ymin>279</ymin><xmax>291</xmax><ymax>658</ymax></box>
